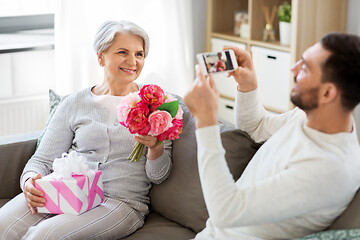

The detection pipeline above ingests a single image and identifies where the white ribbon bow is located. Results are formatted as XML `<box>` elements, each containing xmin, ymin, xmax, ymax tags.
<box><xmin>53</xmin><ymin>151</ymin><xmax>90</xmax><ymax>178</ymax></box>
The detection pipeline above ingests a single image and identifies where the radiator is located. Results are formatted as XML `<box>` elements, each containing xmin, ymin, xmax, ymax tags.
<box><xmin>0</xmin><ymin>95</ymin><xmax>49</xmax><ymax>137</ymax></box>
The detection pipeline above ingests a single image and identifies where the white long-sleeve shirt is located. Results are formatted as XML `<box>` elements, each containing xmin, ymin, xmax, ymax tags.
<box><xmin>195</xmin><ymin>90</ymin><xmax>360</xmax><ymax>240</ymax></box>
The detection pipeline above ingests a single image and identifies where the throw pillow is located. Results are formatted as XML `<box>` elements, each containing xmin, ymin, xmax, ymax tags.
<box><xmin>36</xmin><ymin>89</ymin><xmax>62</xmax><ymax>148</ymax></box>
<box><xmin>149</xmin><ymin>97</ymin><xmax>262</xmax><ymax>233</ymax></box>
<box><xmin>221</xmin><ymin>127</ymin><xmax>263</xmax><ymax>181</ymax></box>
<box><xmin>296</xmin><ymin>229</ymin><xmax>360</xmax><ymax>240</ymax></box>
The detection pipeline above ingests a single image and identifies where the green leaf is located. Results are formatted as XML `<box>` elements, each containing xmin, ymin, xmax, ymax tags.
<box><xmin>156</xmin><ymin>100</ymin><xmax>179</xmax><ymax>118</ymax></box>
<box><xmin>278</xmin><ymin>2</ymin><xmax>291</xmax><ymax>23</ymax></box>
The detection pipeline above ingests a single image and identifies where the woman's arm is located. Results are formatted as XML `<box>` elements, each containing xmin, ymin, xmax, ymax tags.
<box><xmin>20</xmin><ymin>96</ymin><xmax>74</xmax><ymax>189</ymax></box>
<box><xmin>145</xmin><ymin>139</ymin><xmax>172</xmax><ymax>184</ymax></box>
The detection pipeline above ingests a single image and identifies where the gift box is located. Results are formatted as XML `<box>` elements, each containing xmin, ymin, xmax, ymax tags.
<box><xmin>35</xmin><ymin>170</ymin><xmax>104</xmax><ymax>215</ymax></box>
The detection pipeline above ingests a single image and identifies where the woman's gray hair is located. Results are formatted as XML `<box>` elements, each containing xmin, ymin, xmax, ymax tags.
<box><xmin>93</xmin><ymin>20</ymin><xmax>150</xmax><ymax>57</ymax></box>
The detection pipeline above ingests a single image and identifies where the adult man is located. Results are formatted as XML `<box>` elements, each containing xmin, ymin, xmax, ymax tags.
<box><xmin>184</xmin><ymin>33</ymin><xmax>360</xmax><ymax>239</ymax></box>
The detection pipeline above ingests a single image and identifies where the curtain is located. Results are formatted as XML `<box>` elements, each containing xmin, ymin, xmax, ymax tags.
<box><xmin>54</xmin><ymin>0</ymin><xmax>196</xmax><ymax>97</ymax></box>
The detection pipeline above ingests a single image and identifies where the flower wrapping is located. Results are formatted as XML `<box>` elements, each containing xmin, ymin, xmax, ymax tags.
<box><xmin>35</xmin><ymin>152</ymin><xmax>104</xmax><ymax>215</ymax></box>
<box><xmin>117</xmin><ymin>84</ymin><xmax>183</xmax><ymax>162</ymax></box>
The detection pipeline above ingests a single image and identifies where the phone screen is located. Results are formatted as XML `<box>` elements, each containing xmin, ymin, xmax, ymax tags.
<box><xmin>202</xmin><ymin>51</ymin><xmax>234</xmax><ymax>74</ymax></box>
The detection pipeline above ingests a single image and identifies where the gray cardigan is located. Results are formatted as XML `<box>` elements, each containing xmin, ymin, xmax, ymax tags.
<box><xmin>20</xmin><ymin>87</ymin><xmax>172</xmax><ymax>204</ymax></box>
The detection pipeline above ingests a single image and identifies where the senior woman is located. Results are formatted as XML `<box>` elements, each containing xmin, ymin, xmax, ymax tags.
<box><xmin>0</xmin><ymin>20</ymin><xmax>172</xmax><ymax>239</ymax></box>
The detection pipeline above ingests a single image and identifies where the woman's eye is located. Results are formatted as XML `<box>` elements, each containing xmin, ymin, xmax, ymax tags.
<box><xmin>118</xmin><ymin>51</ymin><xmax>126</xmax><ymax>54</ymax></box>
<box><xmin>136</xmin><ymin>52</ymin><xmax>144</xmax><ymax>57</ymax></box>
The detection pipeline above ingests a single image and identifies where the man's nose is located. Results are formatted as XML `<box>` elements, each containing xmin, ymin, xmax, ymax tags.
<box><xmin>291</xmin><ymin>60</ymin><xmax>302</xmax><ymax>74</ymax></box>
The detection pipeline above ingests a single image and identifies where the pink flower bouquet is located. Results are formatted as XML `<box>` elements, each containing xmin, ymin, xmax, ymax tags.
<box><xmin>118</xmin><ymin>84</ymin><xmax>183</xmax><ymax>162</ymax></box>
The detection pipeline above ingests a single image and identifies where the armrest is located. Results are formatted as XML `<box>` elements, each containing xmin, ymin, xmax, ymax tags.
<box><xmin>0</xmin><ymin>131</ymin><xmax>40</xmax><ymax>199</ymax></box>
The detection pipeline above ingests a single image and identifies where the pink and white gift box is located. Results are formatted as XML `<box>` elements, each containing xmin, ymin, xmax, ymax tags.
<box><xmin>35</xmin><ymin>170</ymin><xmax>104</xmax><ymax>215</ymax></box>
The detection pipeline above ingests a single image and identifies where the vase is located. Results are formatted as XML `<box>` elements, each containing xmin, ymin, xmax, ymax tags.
<box><xmin>240</xmin><ymin>23</ymin><xmax>250</xmax><ymax>39</ymax></box>
<box><xmin>279</xmin><ymin>21</ymin><xmax>291</xmax><ymax>45</ymax></box>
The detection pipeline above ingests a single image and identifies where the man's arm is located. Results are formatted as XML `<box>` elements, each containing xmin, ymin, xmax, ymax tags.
<box><xmin>195</xmin><ymin>125</ymin><xmax>349</xmax><ymax>228</ymax></box>
<box><xmin>226</xmin><ymin>46</ymin><xmax>303</xmax><ymax>142</ymax></box>
<box><xmin>184</xmin><ymin>65</ymin><xmax>219</xmax><ymax>129</ymax></box>
<box><xmin>235</xmin><ymin>89</ymin><xmax>304</xmax><ymax>143</ymax></box>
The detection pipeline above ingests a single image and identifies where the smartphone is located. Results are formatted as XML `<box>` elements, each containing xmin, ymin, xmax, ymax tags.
<box><xmin>197</xmin><ymin>49</ymin><xmax>238</xmax><ymax>75</ymax></box>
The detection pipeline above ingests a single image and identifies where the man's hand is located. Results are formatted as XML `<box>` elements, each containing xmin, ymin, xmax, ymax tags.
<box><xmin>184</xmin><ymin>65</ymin><xmax>219</xmax><ymax>129</ymax></box>
<box><xmin>23</xmin><ymin>173</ymin><xmax>45</xmax><ymax>214</ymax></box>
<box><xmin>224</xmin><ymin>46</ymin><xmax>258</xmax><ymax>92</ymax></box>
<box><xmin>135</xmin><ymin>135</ymin><xmax>164</xmax><ymax>160</ymax></box>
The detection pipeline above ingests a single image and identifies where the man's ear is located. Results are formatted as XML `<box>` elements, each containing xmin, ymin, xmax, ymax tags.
<box><xmin>319</xmin><ymin>82</ymin><xmax>338</xmax><ymax>104</ymax></box>
<box><xmin>97</xmin><ymin>52</ymin><xmax>104</xmax><ymax>67</ymax></box>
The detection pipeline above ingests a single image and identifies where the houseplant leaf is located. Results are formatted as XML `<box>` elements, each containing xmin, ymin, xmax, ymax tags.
<box><xmin>278</xmin><ymin>2</ymin><xmax>291</xmax><ymax>23</ymax></box>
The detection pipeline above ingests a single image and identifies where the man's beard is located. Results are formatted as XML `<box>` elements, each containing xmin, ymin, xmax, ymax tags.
<box><xmin>290</xmin><ymin>87</ymin><xmax>320</xmax><ymax>111</ymax></box>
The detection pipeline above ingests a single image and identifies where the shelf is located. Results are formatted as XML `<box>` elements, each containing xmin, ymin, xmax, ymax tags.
<box><xmin>220</xmin><ymin>94</ymin><xmax>235</xmax><ymax>101</ymax></box>
<box><xmin>250</xmin><ymin>40</ymin><xmax>290</xmax><ymax>52</ymax></box>
<box><xmin>211</xmin><ymin>32</ymin><xmax>290</xmax><ymax>53</ymax></box>
<box><xmin>208</xmin><ymin>0</ymin><xmax>348</xmax><ymax>118</ymax></box>
<box><xmin>212</xmin><ymin>32</ymin><xmax>249</xmax><ymax>45</ymax></box>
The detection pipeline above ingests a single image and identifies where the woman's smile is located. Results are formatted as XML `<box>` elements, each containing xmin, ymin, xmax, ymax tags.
<box><xmin>120</xmin><ymin>67</ymin><xmax>136</xmax><ymax>74</ymax></box>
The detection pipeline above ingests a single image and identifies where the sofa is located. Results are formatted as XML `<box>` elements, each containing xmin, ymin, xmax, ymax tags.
<box><xmin>1</xmin><ymin>99</ymin><xmax>360</xmax><ymax>240</ymax></box>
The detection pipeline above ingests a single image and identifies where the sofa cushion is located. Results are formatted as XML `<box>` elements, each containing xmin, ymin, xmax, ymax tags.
<box><xmin>0</xmin><ymin>199</ymin><xmax>10</xmax><ymax>208</ymax></box>
<box><xmin>149</xmin><ymin>100</ymin><xmax>262</xmax><ymax>233</ymax></box>
<box><xmin>327</xmin><ymin>189</ymin><xmax>360</xmax><ymax>230</ymax></box>
<box><xmin>124</xmin><ymin>213</ymin><xmax>196</xmax><ymax>240</ymax></box>
<box><xmin>0</xmin><ymin>132</ymin><xmax>39</xmax><ymax>199</ymax></box>
<box><xmin>295</xmin><ymin>229</ymin><xmax>360</xmax><ymax>240</ymax></box>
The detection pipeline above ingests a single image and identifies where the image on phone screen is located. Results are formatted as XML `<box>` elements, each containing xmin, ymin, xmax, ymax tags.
<box><xmin>201</xmin><ymin>51</ymin><xmax>234</xmax><ymax>74</ymax></box>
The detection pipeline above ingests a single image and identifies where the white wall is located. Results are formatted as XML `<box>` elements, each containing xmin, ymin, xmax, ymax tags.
<box><xmin>0</xmin><ymin>0</ymin><xmax>55</xmax><ymax>16</ymax></box>
<box><xmin>347</xmin><ymin>0</ymin><xmax>360</xmax><ymax>140</ymax></box>
<box><xmin>347</xmin><ymin>0</ymin><xmax>360</xmax><ymax>35</ymax></box>
<box><xmin>192</xmin><ymin>0</ymin><xmax>208</xmax><ymax>65</ymax></box>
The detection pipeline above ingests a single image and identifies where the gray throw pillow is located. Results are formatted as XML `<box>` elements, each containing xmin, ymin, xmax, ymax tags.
<box><xmin>36</xmin><ymin>89</ymin><xmax>62</xmax><ymax>148</ymax></box>
<box><xmin>221</xmin><ymin>128</ymin><xmax>263</xmax><ymax>181</ymax></box>
<box><xmin>149</xmin><ymin>98</ymin><xmax>262</xmax><ymax>233</ymax></box>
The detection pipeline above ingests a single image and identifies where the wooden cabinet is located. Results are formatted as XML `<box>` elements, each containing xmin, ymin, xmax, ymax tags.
<box><xmin>207</xmin><ymin>0</ymin><xmax>348</xmax><ymax>119</ymax></box>
<box><xmin>251</xmin><ymin>46</ymin><xmax>291</xmax><ymax>112</ymax></box>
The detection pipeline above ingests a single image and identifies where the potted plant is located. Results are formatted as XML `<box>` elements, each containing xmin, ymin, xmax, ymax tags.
<box><xmin>278</xmin><ymin>1</ymin><xmax>291</xmax><ymax>45</ymax></box>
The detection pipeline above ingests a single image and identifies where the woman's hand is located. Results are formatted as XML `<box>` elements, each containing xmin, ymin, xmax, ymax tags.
<box><xmin>135</xmin><ymin>135</ymin><xmax>164</xmax><ymax>160</ymax></box>
<box><xmin>23</xmin><ymin>173</ymin><xmax>45</xmax><ymax>214</ymax></box>
<box><xmin>224</xmin><ymin>46</ymin><xmax>258</xmax><ymax>92</ymax></box>
<box><xmin>184</xmin><ymin>65</ymin><xmax>219</xmax><ymax>129</ymax></box>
